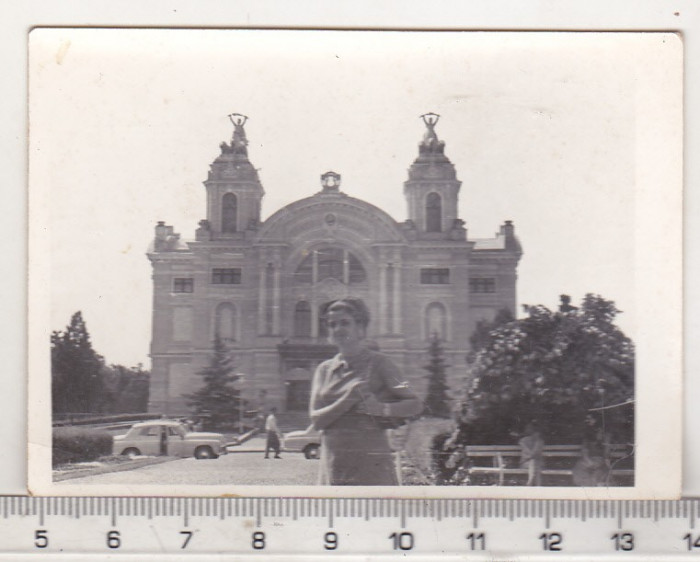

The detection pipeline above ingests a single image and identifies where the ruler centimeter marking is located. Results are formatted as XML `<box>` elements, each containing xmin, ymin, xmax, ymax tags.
<box><xmin>4</xmin><ymin>498</ymin><xmax>700</xmax><ymax>556</ymax></box>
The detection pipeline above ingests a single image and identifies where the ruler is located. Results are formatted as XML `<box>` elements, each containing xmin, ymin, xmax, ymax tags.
<box><xmin>0</xmin><ymin>497</ymin><xmax>699</xmax><ymax>559</ymax></box>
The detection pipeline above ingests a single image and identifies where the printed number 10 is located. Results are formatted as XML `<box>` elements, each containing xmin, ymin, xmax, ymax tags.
<box><xmin>389</xmin><ymin>532</ymin><xmax>414</xmax><ymax>551</ymax></box>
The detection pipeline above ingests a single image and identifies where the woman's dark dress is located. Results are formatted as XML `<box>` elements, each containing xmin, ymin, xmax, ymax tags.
<box><xmin>309</xmin><ymin>349</ymin><xmax>421</xmax><ymax>486</ymax></box>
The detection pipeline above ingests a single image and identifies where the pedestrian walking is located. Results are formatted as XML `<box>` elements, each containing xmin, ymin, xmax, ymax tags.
<box><xmin>264</xmin><ymin>408</ymin><xmax>282</xmax><ymax>459</ymax></box>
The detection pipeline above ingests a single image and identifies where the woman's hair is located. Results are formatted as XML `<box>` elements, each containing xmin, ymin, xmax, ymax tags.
<box><xmin>327</xmin><ymin>298</ymin><xmax>371</xmax><ymax>328</ymax></box>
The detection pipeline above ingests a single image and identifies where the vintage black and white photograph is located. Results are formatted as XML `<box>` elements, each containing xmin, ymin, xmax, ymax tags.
<box><xmin>28</xmin><ymin>29</ymin><xmax>682</xmax><ymax>497</ymax></box>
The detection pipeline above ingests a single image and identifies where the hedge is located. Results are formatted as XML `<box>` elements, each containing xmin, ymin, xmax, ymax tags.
<box><xmin>52</xmin><ymin>412</ymin><xmax>161</xmax><ymax>427</ymax></box>
<box><xmin>53</xmin><ymin>427</ymin><xmax>113</xmax><ymax>467</ymax></box>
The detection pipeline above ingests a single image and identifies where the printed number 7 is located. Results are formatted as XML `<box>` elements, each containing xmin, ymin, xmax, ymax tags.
<box><xmin>180</xmin><ymin>531</ymin><xmax>194</xmax><ymax>549</ymax></box>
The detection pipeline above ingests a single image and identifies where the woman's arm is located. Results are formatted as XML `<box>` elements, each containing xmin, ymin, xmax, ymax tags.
<box><xmin>309</xmin><ymin>366</ymin><xmax>365</xmax><ymax>431</ymax></box>
<box><xmin>371</xmin><ymin>355</ymin><xmax>424</xmax><ymax>418</ymax></box>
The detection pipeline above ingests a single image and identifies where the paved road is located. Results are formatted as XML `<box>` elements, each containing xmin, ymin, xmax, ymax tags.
<box><xmin>62</xmin><ymin>437</ymin><xmax>319</xmax><ymax>486</ymax></box>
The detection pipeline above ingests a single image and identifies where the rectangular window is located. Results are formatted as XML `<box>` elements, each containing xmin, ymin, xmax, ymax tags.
<box><xmin>469</xmin><ymin>277</ymin><xmax>496</xmax><ymax>293</ymax></box>
<box><xmin>420</xmin><ymin>268</ymin><xmax>450</xmax><ymax>284</ymax></box>
<box><xmin>173</xmin><ymin>277</ymin><xmax>194</xmax><ymax>293</ymax></box>
<box><xmin>212</xmin><ymin>268</ymin><xmax>242</xmax><ymax>284</ymax></box>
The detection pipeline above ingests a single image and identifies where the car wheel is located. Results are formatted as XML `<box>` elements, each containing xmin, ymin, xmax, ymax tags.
<box><xmin>303</xmin><ymin>444</ymin><xmax>320</xmax><ymax>460</ymax></box>
<box><xmin>122</xmin><ymin>448</ymin><xmax>140</xmax><ymax>458</ymax></box>
<box><xmin>194</xmin><ymin>446</ymin><xmax>218</xmax><ymax>460</ymax></box>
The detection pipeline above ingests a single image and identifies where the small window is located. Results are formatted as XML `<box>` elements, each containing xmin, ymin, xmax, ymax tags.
<box><xmin>469</xmin><ymin>277</ymin><xmax>496</xmax><ymax>293</ymax></box>
<box><xmin>420</xmin><ymin>268</ymin><xmax>450</xmax><ymax>284</ymax></box>
<box><xmin>173</xmin><ymin>278</ymin><xmax>194</xmax><ymax>293</ymax></box>
<box><xmin>212</xmin><ymin>268</ymin><xmax>242</xmax><ymax>284</ymax></box>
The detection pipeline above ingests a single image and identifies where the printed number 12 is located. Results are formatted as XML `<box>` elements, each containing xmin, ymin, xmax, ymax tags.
<box><xmin>539</xmin><ymin>532</ymin><xmax>563</xmax><ymax>551</ymax></box>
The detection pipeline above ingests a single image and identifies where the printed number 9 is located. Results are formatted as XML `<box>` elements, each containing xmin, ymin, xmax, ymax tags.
<box><xmin>324</xmin><ymin>531</ymin><xmax>338</xmax><ymax>550</ymax></box>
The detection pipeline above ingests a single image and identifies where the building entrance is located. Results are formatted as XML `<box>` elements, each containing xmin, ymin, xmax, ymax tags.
<box><xmin>286</xmin><ymin>380</ymin><xmax>312</xmax><ymax>411</ymax></box>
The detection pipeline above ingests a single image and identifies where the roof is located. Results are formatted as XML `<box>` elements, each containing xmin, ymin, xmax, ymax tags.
<box><xmin>473</xmin><ymin>236</ymin><xmax>507</xmax><ymax>250</ymax></box>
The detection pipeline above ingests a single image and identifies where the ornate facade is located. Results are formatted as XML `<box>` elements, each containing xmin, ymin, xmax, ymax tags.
<box><xmin>147</xmin><ymin>114</ymin><xmax>522</xmax><ymax>416</ymax></box>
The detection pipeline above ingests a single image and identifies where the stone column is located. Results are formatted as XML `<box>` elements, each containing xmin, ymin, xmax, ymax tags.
<box><xmin>258</xmin><ymin>260</ymin><xmax>266</xmax><ymax>334</ymax></box>
<box><xmin>378</xmin><ymin>263</ymin><xmax>387</xmax><ymax>334</ymax></box>
<box><xmin>343</xmin><ymin>249</ymin><xmax>350</xmax><ymax>284</ymax></box>
<box><xmin>393</xmin><ymin>255</ymin><xmax>402</xmax><ymax>334</ymax></box>
<box><xmin>312</xmin><ymin>249</ymin><xmax>318</xmax><ymax>285</ymax></box>
<box><xmin>273</xmin><ymin>262</ymin><xmax>281</xmax><ymax>334</ymax></box>
<box><xmin>311</xmin><ymin>301</ymin><xmax>319</xmax><ymax>339</ymax></box>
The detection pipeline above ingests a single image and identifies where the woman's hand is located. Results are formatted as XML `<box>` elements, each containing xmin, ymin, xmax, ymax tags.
<box><xmin>347</xmin><ymin>379</ymin><xmax>370</xmax><ymax>399</ymax></box>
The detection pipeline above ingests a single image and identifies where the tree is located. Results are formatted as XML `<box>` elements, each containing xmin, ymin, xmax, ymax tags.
<box><xmin>100</xmin><ymin>363</ymin><xmax>150</xmax><ymax>413</ymax></box>
<box><xmin>468</xmin><ymin>308</ymin><xmax>514</xmax><ymax>361</ymax></box>
<box><xmin>51</xmin><ymin>311</ymin><xmax>104</xmax><ymax>414</ymax></box>
<box><xmin>423</xmin><ymin>334</ymin><xmax>452</xmax><ymax>418</ymax></box>
<box><xmin>183</xmin><ymin>335</ymin><xmax>242</xmax><ymax>431</ymax></box>
<box><xmin>463</xmin><ymin>294</ymin><xmax>634</xmax><ymax>445</ymax></box>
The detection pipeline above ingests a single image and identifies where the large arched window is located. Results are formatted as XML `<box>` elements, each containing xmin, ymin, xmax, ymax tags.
<box><xmin>294</xmin><ymin>247</ymin><xmax>366</xmax><ymax>285</ymax></box>
<box><xmin>214</xmin><ymin>302</ymin><xmax>237</xmax><ymax>341</ymax></box>
<box><xmin>318</xmin><ymin>301</ymin><xmax>334</xmax><ymax>339</ymax></box>
<box><xmin>426</xmin><ymin>192</ymin><xmax>442</xmax><ymax>232</ymax></box>
<box><xmin>425</xmin><ymin>302</ymin><xmax>447</xmax><ymax>340</ymax></box>
<box><xmin>222</xmin><ymin>193</ymin><xmax>238</xmax><ymax>233</ymax></box>
<box><xmin>294</xmin><ymin>301</ymin><xmax>311</xmax><ymax>337</ymax></box>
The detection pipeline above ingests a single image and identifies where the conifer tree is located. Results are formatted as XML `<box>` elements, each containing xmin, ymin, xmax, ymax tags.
<box><xmin>423</xmin><ymin>334</ymin><xmax>451</xmax><ymax>418</ymax></box>
<box><xmin>184</xmin><ymin>335</ymin><xmax>242</xmax><ymax>431</ymax></box>
<box><xmin>51</xmin><ymin>311</ymin><xmax>104</xmax><ymax>414</ymax></box>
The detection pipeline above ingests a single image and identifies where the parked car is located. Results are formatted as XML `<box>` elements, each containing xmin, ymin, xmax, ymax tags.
<box><xmin>113</xmin><ymin>420</ymin><xmax>228</xmax><ymax>459</ymax></box>
<box><xmin>283</xmin><ymin>426</ymin><xmax>321</xmax><ymax>459</ymax></box>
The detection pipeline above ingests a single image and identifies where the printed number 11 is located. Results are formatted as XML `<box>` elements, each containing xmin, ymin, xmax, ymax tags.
<box><xmin>467</xmin><ymin>532</ymin><xmax>485</xmax><ymax>550</ymax></box>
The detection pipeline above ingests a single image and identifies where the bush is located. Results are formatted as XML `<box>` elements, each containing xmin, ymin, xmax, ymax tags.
<box><xmin>53</xmin><ymin>427</ymin><xmax>113</xmax><ymax>467</ymax></box>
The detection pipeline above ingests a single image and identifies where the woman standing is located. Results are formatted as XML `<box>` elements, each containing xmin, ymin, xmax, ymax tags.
<box><xmin>309</xmin><ymin>298</ymin><xmax>423</xmax><ymax>485</ymax></box>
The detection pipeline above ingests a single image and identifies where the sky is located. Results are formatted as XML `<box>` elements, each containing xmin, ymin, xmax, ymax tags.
<box><xmin>29</xmin><ymin>29</ymin><xmax>677</xmax><ymax>367</ymax></box>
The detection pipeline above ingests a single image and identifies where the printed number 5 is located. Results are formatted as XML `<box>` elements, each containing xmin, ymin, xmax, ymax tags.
<box><xmin>34</xmin><ymin>529</ymin><xmax>48</xmax><ymax>548</ymax></box>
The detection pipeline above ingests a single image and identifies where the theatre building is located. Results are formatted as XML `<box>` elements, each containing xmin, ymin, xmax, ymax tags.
<box><xmin>147</xmin><ymin>114</ymin><xmax>522</xmax><ymax>416</ymax></box>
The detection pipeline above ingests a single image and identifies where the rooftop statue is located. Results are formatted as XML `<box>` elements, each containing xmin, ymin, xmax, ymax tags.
<box><xmin>421</xmin><ymin>112</ymin><xmax>440</xmax><ymax>145</ymax></box>
<box><xmin>228</xmin><ymin>113</ymin><xmax>249</xmax><ymax>150</ymax></box>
